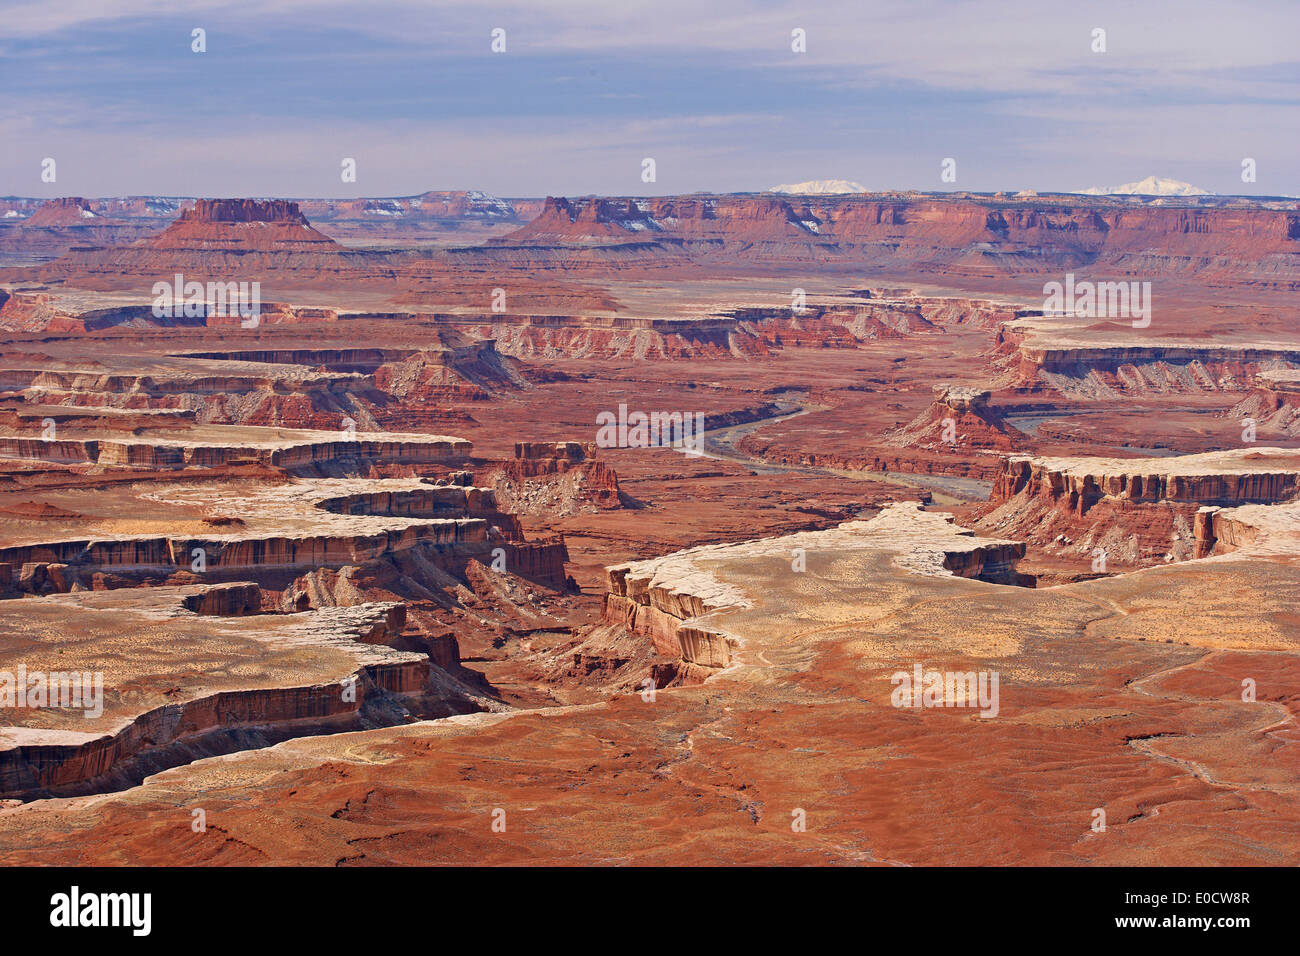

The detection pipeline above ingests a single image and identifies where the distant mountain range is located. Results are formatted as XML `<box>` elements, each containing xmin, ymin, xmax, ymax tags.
<box><xmin>1079</xmin><ymin>176</ymin><xmax>1211</xmax><ymax>197</ymax></box>
<box><xmin>768</xmin><ymin>180</ymin><xmax>866</xmax><ymax>195</ymax></box>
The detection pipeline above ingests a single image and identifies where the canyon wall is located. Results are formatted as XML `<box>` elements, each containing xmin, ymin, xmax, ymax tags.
<box><xmin>975</xmin><ymin>449</ymin><xmax>1300</xmax><ymax>565</ymax></box>
<box><xmin>0</xmin><ymin>592</ymin><xmax>483</xmax><ymax>800</ymax></box>
<box><xmin>503</xmin><ymin>194</ymin><xmax>1300</xmax><ymax>286</ymax></box>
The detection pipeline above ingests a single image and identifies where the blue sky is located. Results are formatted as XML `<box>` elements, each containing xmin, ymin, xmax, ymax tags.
<box><xmin>2</xmin><ymin>0</ymin><xmax>1297</xmax><ymax>198</ymax></box>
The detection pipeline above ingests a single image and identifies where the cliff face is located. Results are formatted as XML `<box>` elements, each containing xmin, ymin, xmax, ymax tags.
<box><xmin>515</xmin><ymin>441</ymin><xmax>596</xmax><ymax>461</ymax></box>
<box><xmin>0</xmin><ymin>432</ymin><xmax>471</xmax><ymax>472</ymax></box>
<box><xmin>604</xmin><ymin>504</ymin><xmax>1029</xmax><ymax>677</ymax></box>
<box><xmin>0</xmin><ymin>437</ymin><xmax>98</xmax><ymax>464</ymax></box>
<box><xmin>0</xmin><ymin>519</ymin><xmax>489</xmax><ymax>581</ymax></box>
<box><xmin>975</xmin><ymin>448</ymin><xmax>1300</xmax><ymax>566</ymax></box>
<box><xmin>603</xmin><ymin>566</ymin><xmax>739</xmax><ymax>670</ymax></box>
<box><xmin>0</xmin><ymin>296</ymin><xmax>342</xmax><ymax>334</ymax></box>
<box><xmin>372</xmin><ymin>342</ymin><xmax>525</xmax><ymax>404</ymax></box>
<box><xmin>885</xmin><ymin>385</ymin><xmax>1026</xmax><ymax>452</ymax></box>
<box><xmin>181</xmin><ymin>582</ymin><xmax>263</xmax><ymax>615</ymax></box>
<box><xmin>1230</xmin><ymin>370</ymin><xmax>1300</xmax><ymax>437</ymax></box>
<box><xmin>1</xmin><ymin>334</ymin><xmax>531</xmax><ymax>434</ymax></box>
<box><xmin>990</xmin><ymin>452</ymin><xmax>1300</xmax><ymax>510</ymax></box>
<box><xmin>0</xmin><ymin>471</ymin><xmax>573</xmax><ymax>596</ymax></box>
<box><xmin>1191</xmin><ymin>498</ymin><xmax>1300</xmax><ymax>561</ymax></box>
<box><xmin>0</xmin><ymin>588</ymin><xmax>484</xmax><ymax>800</ymax></box>
<box><xmin>734</xmin><ymin>432</ymin><xmax>1007</xmax><ymax>481</ymax></box>
<box><xmin>0</xmin><ymin>341</ymin><xmax>506</xmax><ymax>433</ymax></box>
<box><xmin>503</xmin><ymin>194</ymin><xmax>1300</xmax><ymax>285</ymax></box>
<box><xmin>482</xmin><ymin>441</ymin><xmax>622</xmax><ymax>516</ymax></box>
<box><xmin>992</xmin><ymin>320</ymin><xmax>1300</xmax><ymax>398</ymax></box>
<box><xmin>477</xmin><ymin>293</ymin><xmax>1014</xmax><ymax>361</ymax></box>
<box><xmin>179</xmin><ymin>199</ymin><xmax>310</xmax><ymax>225</ymax></box>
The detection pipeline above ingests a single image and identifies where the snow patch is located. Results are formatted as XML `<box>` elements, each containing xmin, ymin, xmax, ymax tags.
<box><xmin>1079</xmin><ymin>176</ymin><xmax>1211</xmax><ymax>197</ymax></box>
<box><xmin>770</xmin><ymin>179</ymin><xmax>866</xmax><ymax>195</ymax></box>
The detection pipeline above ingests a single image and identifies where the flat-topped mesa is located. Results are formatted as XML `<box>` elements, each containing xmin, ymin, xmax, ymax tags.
<box><xmin>25</xmin><ymin>197</ymin><xmax>100</xmax><ymax>227</ymax></box>
<box><xmin>991</xmin><ymin>449</ymin><xmax>1300</xmax><ymax>509</ymax></box>
<box><xmin>0</xmin><ymin>428</ymin><xmax>473</xmax><ymax>474</ymax></box>
<box><xmin>974</xmin><ymin>447</ymin><xmax>1300</xmax><ymax>566</ymax></box>
<box><xmin>514</xmin><ymin>441</ymin><xmax>596</xmax><ymax>462</ymax></box>
<box><xmin>179</xmin><ymin>198</ymin><xmax>310</xmax><ymax>224</ymax></box>
<box><xmin>151</xmin><ymin>198</ymin><xmax>338</xmax><ymax>254</ymax></box>
<box><xmin>883</xmin><ymin>383</ymin><xmax>1026</xmax><ymax>452</ymax></box>
<box><xmin>16</xmin><ymin>196</ymin><xmax>348</xmax><ymax>289</ymax></box>
<box><xmin>939</xmin><ymin>385</ymin><xmax>992</xmax><ymax>414</ymax></box>
<box><xmin>604</xmin><ymin>503</ymin><xmax>1028</xmax><ymax>679</ymax></box>
<box><xmin>484</xmin><ymin>440</ymin><xmax>620</xmax><ymax>515</ymax></box>
<box><xmin>1193</xmin><ymin>501</ymin><xmax>1300</xmax><ymax>559</ymax></box>
<box><xmin>502</xmin><ymin>193</ymin><xmax>1300</xmax><ymax>286</ymax></box>
<box><xmin>0</xmin><ymin>477</ymin><xmax>571</xmax><ymax>594</ymax></box>
<box><xmin>994</xmin><ymin>319</ymin><xmax>1300</xmax><ymax>398</ymax></box>
<box><xmin>0</xmin><ymin>583</ymin><xmax>485</xmax><ymax>800</ymax></box>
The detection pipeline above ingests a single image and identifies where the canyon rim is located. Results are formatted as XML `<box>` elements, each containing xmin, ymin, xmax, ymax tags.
<box><xmin>1</xmin><ymin>0</ymin><xmax>1297</xmax><ymax>941</ymax></box>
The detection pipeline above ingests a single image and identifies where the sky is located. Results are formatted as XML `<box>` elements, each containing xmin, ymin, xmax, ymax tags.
<box><xmin>1</xmin><ymin>0</ymin><xmax>1297</xmax><ymax>199</ymax></box>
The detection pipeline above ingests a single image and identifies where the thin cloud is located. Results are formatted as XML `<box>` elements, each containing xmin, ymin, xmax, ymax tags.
<box><xmin>2</xmin><ymin>0</ymin><xmax>1295</xmax><ymax>196</ymax></box>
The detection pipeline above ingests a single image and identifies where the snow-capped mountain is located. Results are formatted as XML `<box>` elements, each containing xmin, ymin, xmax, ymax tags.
<box><xmin>768</xmin><ymin>180</ymin><xmax>866</xmax><ymax>195</ymax></box>
<box><xmin>1079</xmin><ymin>176</ymin><xmax>1210</xmax><ymax>197</ymax></box>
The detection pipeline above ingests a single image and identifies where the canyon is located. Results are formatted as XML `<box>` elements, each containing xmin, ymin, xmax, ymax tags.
<box><xmin>0</xmin><ymin>188</ymin><xmax>1294</xmax><ymax>865</ymax></box>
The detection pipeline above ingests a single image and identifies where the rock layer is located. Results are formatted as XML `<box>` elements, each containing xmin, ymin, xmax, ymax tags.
<box><xmin>975</xmin><ymin>447</ymin><xmax>1300</xmax><ymax>566</ymax></box>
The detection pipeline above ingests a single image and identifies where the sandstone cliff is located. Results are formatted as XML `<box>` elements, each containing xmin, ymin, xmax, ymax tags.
<box><xmin>974</xmin><ymin>448</ymin><xmax>1300</xmax><ymax>566</ymax></box>
<box><xmin>0</xmin><ymin>585</ymin><xmax>489</xmax><ymax>800</ymax></box>
<box><xmin>605</xmin><ymin>503</ymin><xmax>1028</xmax><ymax>678</ymax></box>
<box><xmin>481</xmin><ymin>441</ymin><xmax>622</xmax><ymax>516</ymax></box>
<box><xmin>884</xmin><ymin>384</ymin><xmax>1026</xmax><ymax>451</ymax></box>
<box><xmin>503</xmin><ymin>194</ymin><xmax>1300</xmax><ymax>287</ymax></box>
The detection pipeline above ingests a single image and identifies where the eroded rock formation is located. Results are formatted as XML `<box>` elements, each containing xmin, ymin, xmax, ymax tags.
<box><xmin>480</xmin><ymin>441</ymin><xmax>622</xmax><ymax>517</ymax></box>
<box><xmin>504</xmin><ymin>194</ymin><xmax>1300</xmax><ymax>287</ymax></box>
<box><xmin>605</xmin><ymin>502</ymin><xmax>1028</xmax><ymax>679</ymax></box>
<box><xmin>0</xmin><ymin>583</ymin><xmax>489</xmax><ymax>800</ymax></box>
<box><xmin>974</xmin><ymin>448</ymin><xmax>1300</xmax><ymax>566</ymax></box>
<box><xmin>885</xmin><ymin>384</ymin><xmax>1026</xmax><ymax>451</ymax></box>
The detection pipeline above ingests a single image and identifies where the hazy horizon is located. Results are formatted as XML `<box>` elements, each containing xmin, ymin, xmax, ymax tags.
<box><xmin>3</xmin><ymin>0</ymin><xmax>1297</xmax><ymax>199</ymax></box>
